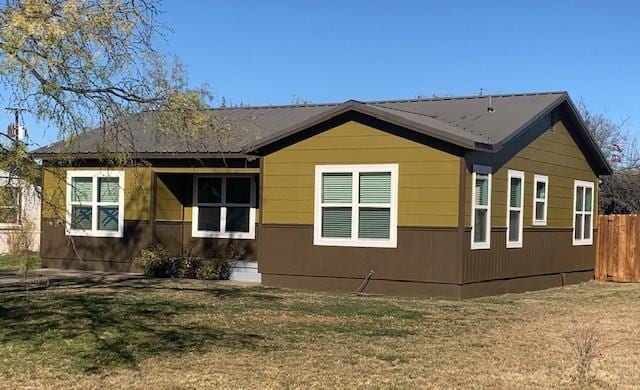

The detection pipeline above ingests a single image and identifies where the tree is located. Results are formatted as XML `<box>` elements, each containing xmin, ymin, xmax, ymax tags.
<box><xmin>0</xmin><ymin>0</ymin><xmax>233</xmax><ymax>268</ymax></box>
<box><xmin>578</xmin><ymin>101</ymin><xmax>640</xmax><ymax>214</ymax></box>
<box><xmin>0</xmin><ymin>0</ymin><xmax>217</xmax><ymax>163</ymax></box>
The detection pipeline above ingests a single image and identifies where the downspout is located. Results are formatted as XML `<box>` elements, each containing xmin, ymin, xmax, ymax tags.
<box><xmin>457</xmin><ymin>157</ymin><xmax>467</xmax><ymax>298</ymax></box>
<box><xmin>149</xmin><ymin>172</ymin><xmax>157</xmax><ymax>245</ymax></box>
<box><xmin>257</xmin><ymin>157</ymin><xmax>264</xmax><ymax>269</ymax></box>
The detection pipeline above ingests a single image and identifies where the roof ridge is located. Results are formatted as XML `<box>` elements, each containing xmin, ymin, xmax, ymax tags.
<box><xmin>210</xmin><ymin>101</ymin><xmax>341</xmax><ymax>111</ymax></box>
<box><xmin>207</xmin><ymin>91</ymin><xmax>567</xmax><ymax>111</ymax></box>
<box><xmin>367</xmin><ymin>91</ymin><xmax>567</xmax><ymax>105</ymax></box>
<box><xmin>373</xmin><ymin>102</ymin><xmax>485</xmax><ymax>139</ymax></box>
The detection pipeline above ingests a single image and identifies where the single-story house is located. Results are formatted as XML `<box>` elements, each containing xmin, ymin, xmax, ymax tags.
<box><xmin>32</xmin><ymin>91</ymin><xmax>611</xmax><ymax>298</ymax></box>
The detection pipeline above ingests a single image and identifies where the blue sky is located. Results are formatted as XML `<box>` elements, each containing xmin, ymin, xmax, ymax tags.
<box><xmin>8</xmin><ymin>0</ymin><xmax>640</xmax><ymax>148</ymax></box>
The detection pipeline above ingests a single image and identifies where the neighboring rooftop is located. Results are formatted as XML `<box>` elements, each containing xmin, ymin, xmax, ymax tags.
<box><xmin>32</xmin><ymin>91</ymin><xmax>572</xmax><ymax>157</ymax></box>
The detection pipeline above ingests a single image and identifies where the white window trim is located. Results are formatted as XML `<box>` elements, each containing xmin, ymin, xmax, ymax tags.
<box><xmin>506</xmin><ymin>170</ymin><xmax>525</xmax><ymax>248</ymax></box>
<box><xmin>313</xmin><ymin>164</ymin><xmax>398</xmax><ymax>248</ymax></box>
<box><xmin>470</xmin><ymin>166</ymin><xmax>492</xmax><ymax>250</ymax></box>
<box><xmin>0</xmin><ymin>175</ymin><xmax>22</xmax><ymax>228</ymax></box>
<box><xmin>532</xmin><ymin>174</ymin><xmax>549</xmax><ymax>226</ymax></box>
<box><xmin>573</xmin><ymin>180</ymin><xmax>594</xmax><ymax>246</ymax></box>
<box><xmin>66</xmin><ymin>170</ymin><xmax>125</xmax><ymax>238</ymax></box>
<box><xmin>191</xmin><ymin>175</ymin><xmax>256</xmax><ymax>239</ymax></box>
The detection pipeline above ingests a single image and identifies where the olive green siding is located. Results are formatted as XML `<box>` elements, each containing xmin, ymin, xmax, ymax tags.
<box><xmin>155</xmin><ymin>174</ymin><xmax>187</xmax><ymax>221</ymax></box>
<box><xmin>263</xmin><ymin>121</ymin><xmax>461</xmax><ymax>227</ymax></box>
<box><xmin>42</xmin><ymin>167</ymin><xmax>152</xmax><ymax>221</ymax></box>
<box><xmin>465</xmin><ymin>119</ymin><xmax>598</xmax><ymax>228</ymax></box>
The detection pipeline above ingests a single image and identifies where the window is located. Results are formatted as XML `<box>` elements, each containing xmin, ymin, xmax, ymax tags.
<box><xmin>314</xmin><ymin>164</ymin><xmax>398</xmax><ymax>248</ymax></box>
<box><xmin>471</xmin><ymin>166</ymin><xmax>491</xmax><ymax>250</ymax></box>
<box><xmin>533</xmin><ymin>175</ymin><xmax>548</xmax><ymax>226</ymax></box>
<box><xmin>0</xmin><ymin>177</ymin><xmax>20</xmax><ymax>226</ymax></box>
<box><xmin>66</xmin><ymin>170</ymin><xmax>124</xmax><ymax>237</ymax></box>
<box><xmin>506</xmin><ymin>170</ymin><xmax>524</xmax><ymax>248</ymax></box>
<box><xmin>192</xmin><ymin>175</ymin><xmax>256</xmax><ymax>239</ymax></box>
<box><xmin>573</xmin><ymin>180</ymin><xmax>594</xmax><ymax>246</ymax></box>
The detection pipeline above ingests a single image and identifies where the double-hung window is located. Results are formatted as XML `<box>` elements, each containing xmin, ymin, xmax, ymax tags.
<box><xmin>66</xmin><ymin>170</ymin><xmax>124</xmax><ymax>237</ymax></box>
<box><xmin>573</xmin><ymin>180</ymin><xmax>594</xmax><ymax>246</ymax></box>
<box><xmin>471</xmin><ymin>165</ymin><xmax>491</xmax><ymax>250</ymax></box>
<box><xmin>192</xmin><ymin>175</ymin><xmax>256</xmax><ymax>239</ymax></box>
<box><xmin>0</xmin><ymin>176</ymin><xmax>21</xmax><ymax>226</ymax></box>
<box><xmin>314</xmin><ymin>164</ymin><xmax>398</xmax><ymax>248</ymax></box>
<box><xmin>506</xmin><ymin>170</ymin><xmax>524</xmax><ymax>248</ymax></box>
<box><xmin>532</xmin><ymin>175</ymin><xmax>548</xmax><ymax>226</ymax></box>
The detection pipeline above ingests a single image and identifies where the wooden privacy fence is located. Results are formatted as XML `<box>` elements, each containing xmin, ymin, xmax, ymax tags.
<box><xmin>596</xmin><ymin>214</ymin><xmax>640</xmax><ymax>282</ymax></box>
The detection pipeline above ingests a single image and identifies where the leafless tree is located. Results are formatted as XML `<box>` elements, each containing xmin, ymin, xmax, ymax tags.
<box><xmin>578</xmin><ymin>101</ymin><xmax>640</xmax><ymax>214</ymax></box>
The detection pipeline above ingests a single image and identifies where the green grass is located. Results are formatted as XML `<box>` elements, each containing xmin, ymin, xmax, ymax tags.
<box><xmin>0</xmin><ymin>253</ymin><xmax>40</xmax><ymax>270</ymax></box>
<box><xmin>0</xmin><ymin>280</ymin><xmax>638</xmax><ymax>389</ymax></box>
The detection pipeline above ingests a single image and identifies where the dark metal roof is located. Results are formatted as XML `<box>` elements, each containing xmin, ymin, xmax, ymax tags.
<box><xmin>30</xmin><ymin>91</ymin><xmax>611</xmax><ymax>174</ymax></box>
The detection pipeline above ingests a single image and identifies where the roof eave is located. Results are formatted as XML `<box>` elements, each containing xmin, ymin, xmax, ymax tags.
<box><xmin>31</xmin><ymin>152</ymin><xmax>257</xmax><ymax>160</ymax></box>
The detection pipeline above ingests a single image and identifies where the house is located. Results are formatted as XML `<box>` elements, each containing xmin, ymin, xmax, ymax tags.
<box><xmin>1</xmin><ymin>123</ymin><xmax>40</xmax><ymax>254</ymax></box>
<box><xmin>31</xmin><ymin>91</ymin><xmax>611</xmax><ymax>298</ymax></box>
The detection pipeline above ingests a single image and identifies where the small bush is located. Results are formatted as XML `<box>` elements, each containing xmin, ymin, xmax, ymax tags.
<box><xmin>133</xmin><ymin>244</ymin><xmax>169</xmax><ymax>277</ymax></box>
<box><xmin>176</xmin><ymin>256</ymin><xmax>201</xmax><ymax>279</ymax></box>
<box><xmin>564</xmin><ymin>322</ymin><xmax>603</xmax><ymax>383</ymax></box>
<box><xmin>7</xmin><ymin>218</ymin><xmax>36</xmax><ymax>256</ymax></box>
<box><xmin>196</xmin><ymin>258</ymin><xmax>232</xmax><ymax>280</ymax></box>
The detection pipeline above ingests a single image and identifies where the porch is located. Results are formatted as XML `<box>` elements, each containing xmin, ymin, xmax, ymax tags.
<box><xmin>151</xmin><ymin>167</ymin><xmax>261</xmax><ymax>282</ymax></box>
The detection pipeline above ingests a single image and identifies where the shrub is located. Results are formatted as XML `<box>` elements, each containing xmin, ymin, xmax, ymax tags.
<box><xmin>564</xmin><ymin>322</ymin><xmax>603</xmax><ymax>383</ymax></box>
<box><xmin>135</xmin><ymin>243</ymin><xmax>234</xmax><ymax>281</ymax></box>
<box><xmin>195</xmin><ymin>258</ymin><xmax>231</xmax><ymax>280</ymax></box>
<box><xmin>133</xmin><ymin>244</ymin><xmax>169</xmax><ymax>277</ymax></box>
<box><xmin>7</xmin><ymin>218</ymin><xmax>36</xmax><ymax>256</ymax></box>
<box><xmin>176</xmin><ymin>256</ymin><xmax>201</xmax><ymax>279</ymax></box>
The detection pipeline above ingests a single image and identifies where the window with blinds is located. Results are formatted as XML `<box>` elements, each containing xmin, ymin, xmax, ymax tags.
<box><xmin>471</xmin><ymin>166</ymin><xmax>491</xmax><ymax>250</ymax></box>
<box><xmin>314</xmin><ymin>165</ymin><xmax>397</xmax><ymax>248</ymax></box>
<box><xmin>506</xmin><ymin>170</ymin><xmax>524</xmax><ymax>248</ymax></box>
<box><xmin>573</xmin><ymin>180</ymin><xmax>594</xmax><ymax>246</ymax></box>
<box><xmin>533</xmin><ymin>175</ymin><xmax>548</xmax><ymax>225</ymax></box>
<box><xmin>192</xmin><ymin>175</ymin><xmax>256</xmax><ymax>239</ymax></box>
<box><xmin>66</xmin><ymin>171</ymin><xmax>124</xmax><ymax>237</ymax></box>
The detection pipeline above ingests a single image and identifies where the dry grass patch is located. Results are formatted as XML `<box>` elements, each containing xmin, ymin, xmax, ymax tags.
<box><xmin>0</xmin><ymin>280</ymin><xmax>638</xmax><ymax>389</ymax></box>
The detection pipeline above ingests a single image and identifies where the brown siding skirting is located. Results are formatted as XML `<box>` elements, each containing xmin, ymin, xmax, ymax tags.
<box><xmin>263</xmin><ymin>270</ymin><xmax>592</xmax><ymax>299</ymax></box>
<box><xmin>40</xmin><ymin>218</ymin><xmax>258</xmax><ymax>272</ymax></box>
<box><xmin>259</xmin><ymin>224</ymin><xmax>460</xmax><ymax>284</ymax></box>
<box><xmin>462</xmin><ymin>227</ymin><xmax>596</xmax><ymax>283</ymax></box>
<box><xmin>40</xmin><ymin>219</ymin><xmax>153</xmax><ymax>272</ymax></box>
<box><xmin>262</xmin><ymin>274</ymin><xmax>463</xmax><ymax>299</ymax></box>
<box><xmin>154</xmin><ymin>221</ymin><xmax>258</xmax><ymax>260</ymax></box>
<box><xmin>460</xmin><ymin>270</ymin><xmax>593</xmax><ymax>299</ymax></box>
<box><xmin>260</xmin><ymin>224</ymin><xmax>595</xmax><ymax>298</ymax></box>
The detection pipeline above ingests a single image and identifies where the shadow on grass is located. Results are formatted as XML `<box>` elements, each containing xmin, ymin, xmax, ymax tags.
<box><xmin>0</xmin><ymin>290</ymin><xmax>267</xmax><ymax>373</ymax></box>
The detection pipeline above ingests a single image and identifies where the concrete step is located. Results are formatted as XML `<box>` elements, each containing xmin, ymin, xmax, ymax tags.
<box><xmin>229</xmin><ymin>261</ymin><xmax>261</xmax><ymax>283</ymax></box>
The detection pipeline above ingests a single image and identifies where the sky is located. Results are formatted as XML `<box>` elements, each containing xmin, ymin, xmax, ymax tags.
<box><xmin>6</xmin><ymin>0</ymin><xmax>640</xmax><ymax>148</ymax></box>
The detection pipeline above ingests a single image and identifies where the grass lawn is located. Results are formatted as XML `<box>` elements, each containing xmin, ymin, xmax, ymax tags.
<box><xmin>0</xmin><ymin>280</ymin><xmax>638</xmax><ymax>389</ymax></box>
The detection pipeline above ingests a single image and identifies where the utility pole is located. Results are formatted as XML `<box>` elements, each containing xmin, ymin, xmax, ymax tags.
<box><xmin>5</xmin><ymin>107</ymin><xmax>27</xmax><ymax>141</ymax></box>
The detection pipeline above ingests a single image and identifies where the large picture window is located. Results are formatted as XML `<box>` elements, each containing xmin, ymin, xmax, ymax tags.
<box><xmin>192</xmin><ymin>175</ymin><xmax>256</xmax><ymax>239</ymax></box>
<box><xmin>314</xmin><ymin>164</ymin><xmax>398</xmax><ymax>248</ymax></box>
<box><xmin>471</xmin><ymin>166</ymin><xmax>491</xmax><ymax>250</ymax></box>
<box><xmin>506</xmin><ymin>170</ymin><xmax>524</xmax><ymax>248</ymax></box>
<box><xmin>573</xmin><ymin>180</ymin><xmax>594</xmax><ymax>246</ymax></box>
<box><xmin>66</xmin><ymin>170</ymin><xmax>124</xmax><ymax>237</ymax></box>
<box><xmin>0</xmin><ymin>176</ymin><xmax>20</xmax><ymax>226</ymax></box>
<box><xmin>532</xmin><ymin>175</ymin><xmax>548</xmax><ymax>226</ymax></box>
